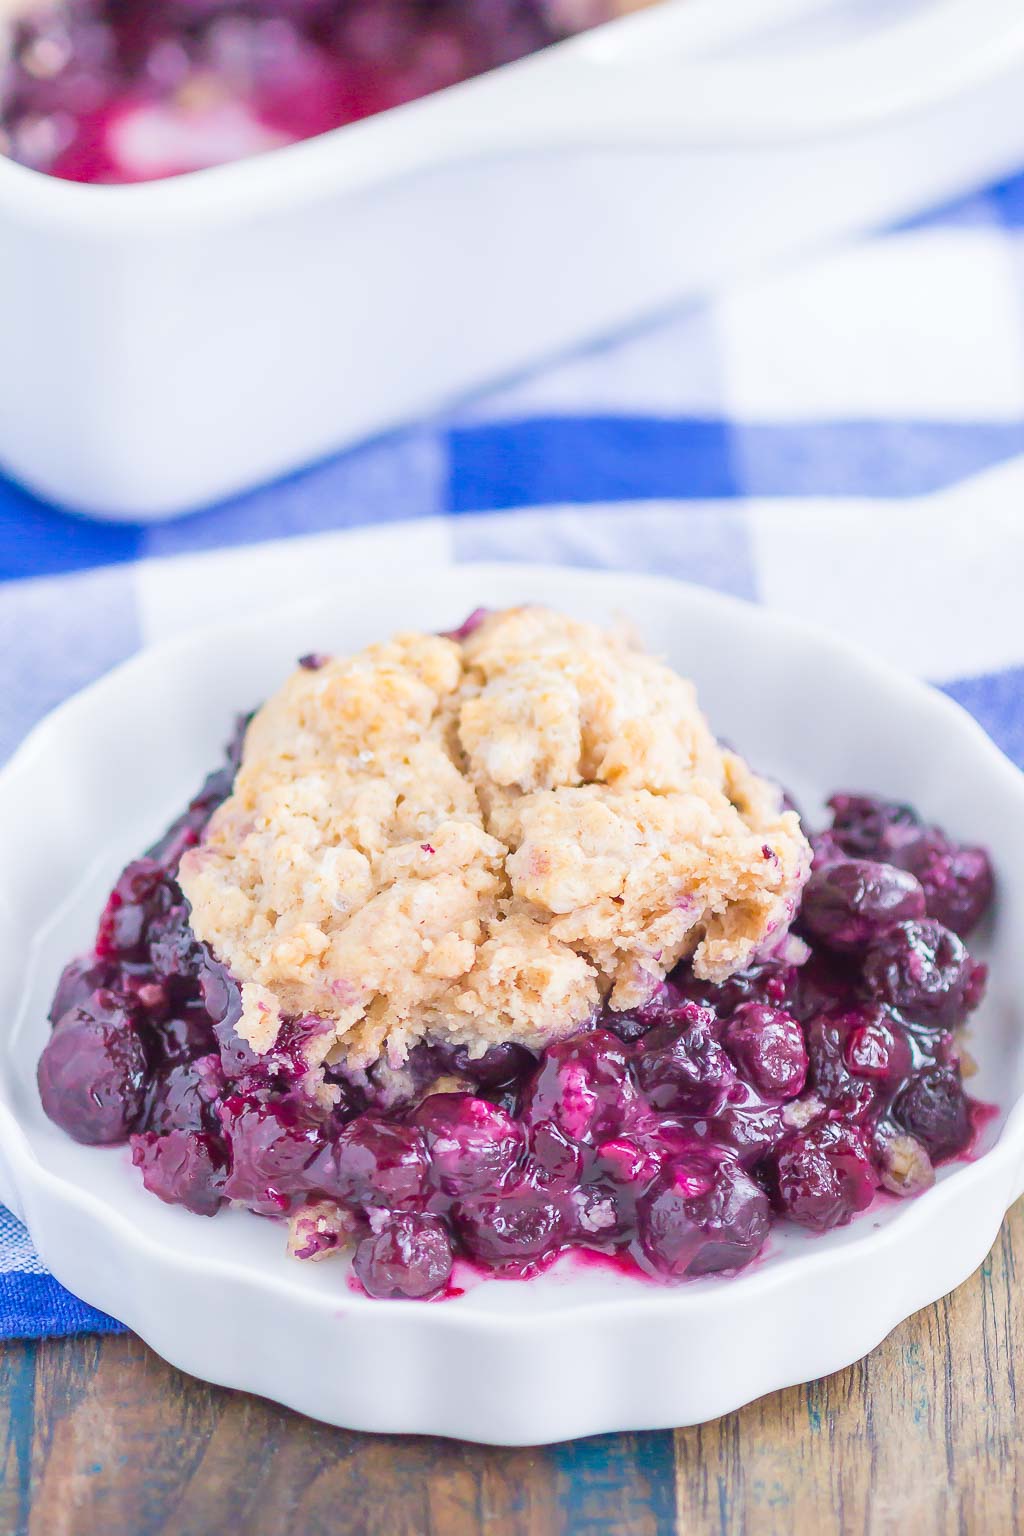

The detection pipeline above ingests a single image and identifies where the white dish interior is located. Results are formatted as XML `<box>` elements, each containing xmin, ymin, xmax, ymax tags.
<box><xmin>1</xmin><ymin>563</ymin><xmax>1022</xmax><ymax>1443</ymax></box>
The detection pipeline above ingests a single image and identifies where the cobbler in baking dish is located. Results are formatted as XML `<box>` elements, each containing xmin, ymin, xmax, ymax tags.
<box><xmin>1</xmin><ymin>0</ymin><xmax>652</xmax><ymax>183</ymax></box>
<box><xmin>37</xmin><ymin>607</ymin><xmax>995</xmax><ymax>1299</ymax></box>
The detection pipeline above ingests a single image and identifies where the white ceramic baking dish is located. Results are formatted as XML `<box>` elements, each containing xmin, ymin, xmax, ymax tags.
<box><xmin>3</xmin><ymin>0</ymin><xmax>1024</xmax><ymax>520</ymax></box>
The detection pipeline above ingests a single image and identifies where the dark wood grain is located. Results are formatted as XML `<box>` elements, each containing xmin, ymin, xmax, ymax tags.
<box><xmin>3</xmin><ymin>1199</ymin><xmax>1024</xmax><ymax>1536</ymax></box>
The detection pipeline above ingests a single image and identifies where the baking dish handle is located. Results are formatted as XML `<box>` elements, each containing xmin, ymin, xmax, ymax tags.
<box><xmin>472</xmin><ymin>0</ymin><xmax>1024</xmax><ymax>150</ymax></box>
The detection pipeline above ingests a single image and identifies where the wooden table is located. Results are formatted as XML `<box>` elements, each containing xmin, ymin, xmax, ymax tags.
<box><xmin>2</xmin><ymin>1198</ymin><xmax>1021</xmax><ymax>1536</ymax></box>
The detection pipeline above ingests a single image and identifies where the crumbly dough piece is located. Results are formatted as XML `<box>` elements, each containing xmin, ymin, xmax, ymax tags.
<box><xmin>180</xmin><ymin>607</ymin><xmax>810</xmax><ymax>1067</ymax></box>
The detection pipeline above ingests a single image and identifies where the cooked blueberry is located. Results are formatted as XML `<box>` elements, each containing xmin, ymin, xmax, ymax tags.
<box><xmin>124</xmin><ymin>977</ymin><xmax>170</xmax><ymax>1023</ymax></box>
<box><xmin>600</xmin><ymin>1011</ymin><xmax>654</xmax><ymax>1044</ymax></box>
<box><xmin>765</xmin><ymin>1124</ymin><xmax>876</xmax><ymax>1231</ymax></box>
<box><xmin>843</xmin><ymin>1015</ymin><xmax>904</xmax><ymax>1079</ymax></box>
<box><xmin>634</xmin><ymin>1006</ymin><xmax>736</xmax><ymax>1115</ymax></box>
<box><xmin>675</xmin><ymin>961</ymin><xmax>796</xmax><ymax>1018</ymax></box>
<box><xmin>594</xmin><ymin>1136</ymin><xmax>662</xmax><ymax>1189</ymax></box>
<box><xmin>800</xmin><ymin>860</ymin><xmax>926</xmax><ymax>952</ymax></box>
<box><xmin>220</xmin><ymin>1096</ymin><xmax>329</xmax><ymax>1216</ymax></box>
<box><xmin>827</xmin><ymin>794</ymin><xmax>920</xmax><ymax>859</ymax></box>
<box><xmin>724</xmin><ymin>1004</ymin><xmax>808</xmax><ymax>1099</ymax></box>
<box><xmin>429</xmin><ymin>1041</ymin><xmax>536</xmax><ymax>1088</ymax></box>
<box><xmin>605</xmin><ymin>981</ymin><xmax>689</xmax><ymax>1040</ymax></box>
<box><xmin>710</xmin><ymin>1104</ymin><xmax>787</xmax><ymax>1167</ymax></box>
<box><xmin>804</xmin><ymin>1013</ymin><xmax>880</xmax><ymax>1119</ymax></box>
<box><xmin>38</xmin><ymin>1003</ymin><xmax>149</xmax><ymax>1144</ymax></box>
<box><xmin>47</xmin><ymin>956</ymin><xmax>116</xmax><ymax>1025</ymax></box>
<box><xmin>130</xmin><ymin>1130</ymin><xmax>228</xmax><ymax>1216</ymax></box>
<box><xmin>353</xmin><ymin>1213</ymin><xmax>453</xmax><ymax>1300</ymax></box>
<box><xmin>786</xmin><ymin>948</ymin><xmax>861</xmax><ymax>1024</ymax></box>
<box><xmin>527</xmin><ymin>1119</ymin><xmax>584</xmax><ymax>1183</ymax></box>
<box><xmin>151</xmin><ymin>1006</ymin><xmax>218</xmax><ymax>1064</ymax></box>
<box><xmin>893</xmin><ymin>1069</ymin><xmax>971</xmax><ymax>1160</ymax></box>
<box><xmin>523</xmin><ymin>1029</ymin><xmax>638</xmax><ymax>1143</ymax></box>
<box><xmin>147</xmin><ymin>752</ymin><xmax>237</xmax><ymax>870</ymax></box>
<box><xmin>891</xmin><ymin>832</ymin><xmax>994</xmax><ymax>939</ymax></box>
<box><xmin>413</xmin><ymin>1093</ymin><xmax>523</xmax><ymax>1197</ymax></box>
<box><xmin>313</xmin><ymin>1116</ymin><xmax>429</xmax><ymax>1211</ymax></box>
<box><xmin>143</xmin><ymin>1053</ymin><xmax>224</xmax><ymax>1136</ymax></box>
<box><xmin>637</xmin><ymin>1157</ymin><xmax>770</xmax><ymax>1278</ymax></box>
<box><xmin>464</xmin><ymin>1042</ymin><xmax>537</xmax><ymax>1087</ymax></box>
<box><xmin>862</xmin><ymin>919</ymin><xmax>984</xmax><ymax>1029</ymax></box>
<box><xmin>147</xmin><ymin>904</ymin><xmax>202</xmax><ymax>987</ymax></box>
<box><xmin>200</xmin><ymin>962</ymin><xmax>261</xmax><ymax>1078</ymax></box>
<box><xmin>95</xmin><ymin>859</ymin><xmax>170</xmax><ymax>959</ymax></box>
<box><xmin>198</xmin><ymin>955</ymin><xmax>242</xmax><ymax>1028</ymax></box>
<box><xmin>808</xmin><ymin>829</ymin><xmax>844</xmax><ymax>869</ymax></box>
<box><xmin>453</xmin><ymin>1183</ymin><xmax>570</xmax><ymax>1272</ymax></box>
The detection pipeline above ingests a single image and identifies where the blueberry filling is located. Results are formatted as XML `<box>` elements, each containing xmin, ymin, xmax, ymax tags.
<box><xmin>38</xmin><ymin>740</ymin><xmax>995</xmax><ymax>1300</ymax></box>
<box><xmin>1</xmin><ymin>0</ymin><xmax>624</xmax><ymax>184</ymax></box>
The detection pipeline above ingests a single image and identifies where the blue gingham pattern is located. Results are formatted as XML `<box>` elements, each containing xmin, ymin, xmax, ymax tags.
<box><xmin>3</xmin><ymin>167</ymin><xmax>1024</xmax><ymax>1338</ymax></box>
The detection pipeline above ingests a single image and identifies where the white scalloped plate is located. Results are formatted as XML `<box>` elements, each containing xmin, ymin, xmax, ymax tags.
<box><xmin>1</xmin><ymin>563</ymin><xmax>1022</xmax><ymax>1444</ymax></box>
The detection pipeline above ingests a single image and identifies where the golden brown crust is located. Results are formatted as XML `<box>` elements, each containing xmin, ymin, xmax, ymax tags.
<box><xmin>180</xmin><ymin>607</ymin><xmax>810</xmax><ymax>1067</ymax></box>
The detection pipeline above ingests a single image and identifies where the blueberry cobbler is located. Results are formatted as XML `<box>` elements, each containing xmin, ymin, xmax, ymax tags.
<box><xmin>37</xmin><ymin>607</ymin><xmax>996</xmax><ymax>1300</ymax></box>
<box><xmin>0</xmin><ymin>0</ymin><xmax>651</xmax><ymax>182</ymax></box>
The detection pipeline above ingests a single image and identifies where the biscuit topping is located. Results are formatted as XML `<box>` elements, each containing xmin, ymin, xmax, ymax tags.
<box><xmin>179</xmin><ymin>607</ymin><xmax>811</xmax><ymax>1066</ymax></box>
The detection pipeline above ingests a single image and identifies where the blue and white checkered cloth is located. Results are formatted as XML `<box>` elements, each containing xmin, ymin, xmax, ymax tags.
<box><xmin>4</xmin><ymin>167</ymin><xmax>1024</xmax><ymax>1338</ymax></box>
